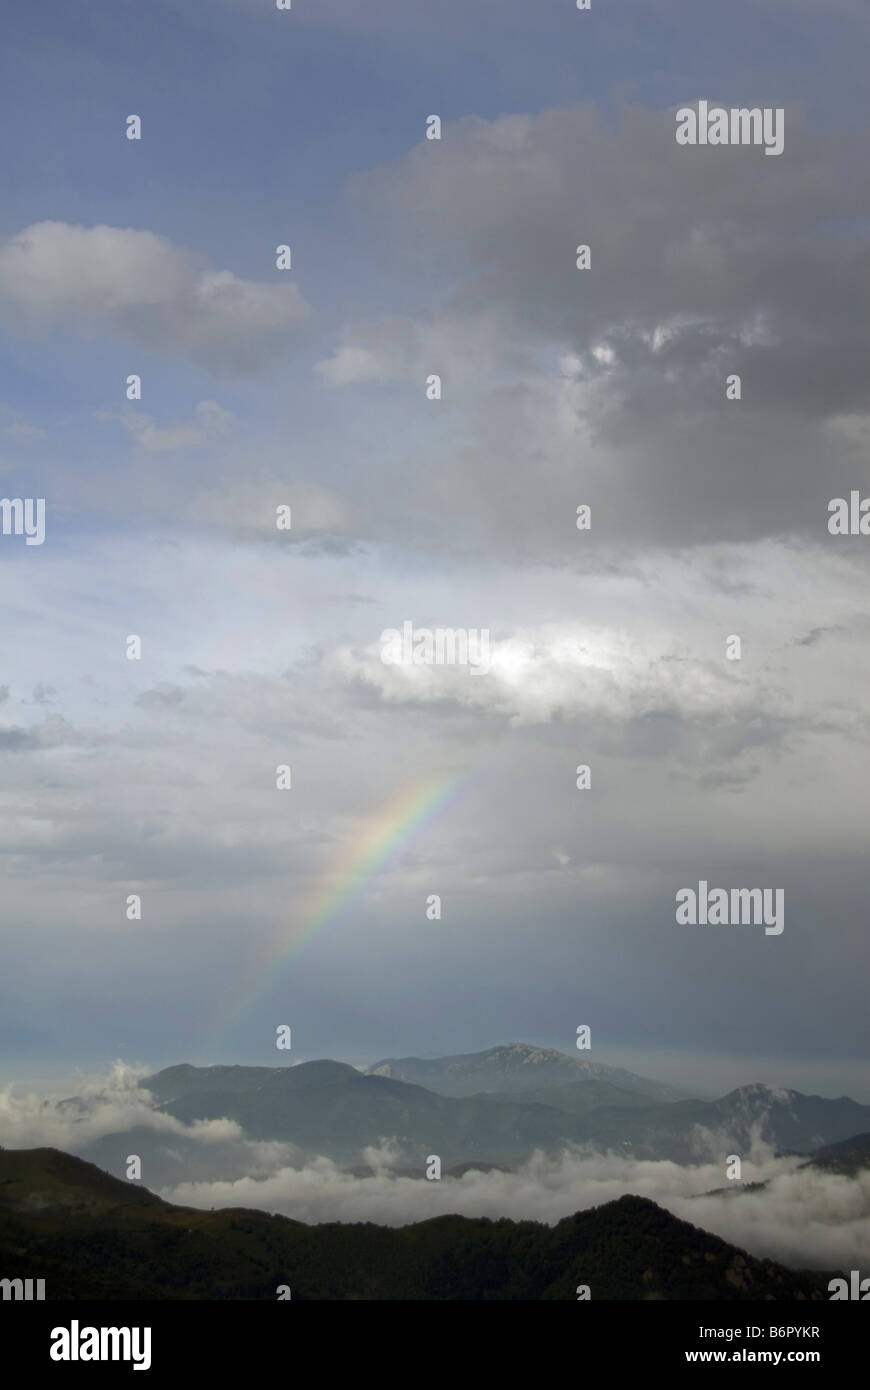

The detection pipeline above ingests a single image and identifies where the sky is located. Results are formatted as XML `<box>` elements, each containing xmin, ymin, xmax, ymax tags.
<box><xmin>0</xmin><ymin>0</ymin><xmax>868</xmax><ymax>1097</ymax></box>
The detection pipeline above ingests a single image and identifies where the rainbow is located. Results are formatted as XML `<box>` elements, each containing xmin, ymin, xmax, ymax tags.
<box><xmin>211</xmin><ymin>770</ymin><xmax>465</xmax><ymax>1044</ymax></box>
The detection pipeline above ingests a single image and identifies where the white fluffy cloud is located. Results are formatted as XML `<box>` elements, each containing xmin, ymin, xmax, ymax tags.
<box><xmin>0</xmin><ymin>222</ymin><xmax>311</xmax><ymax>373</ymax></box>
<box><xmin>162</xmin><ymin>1147</ymin><xmax>870</xmax><ymax>1273</ymax></box>
<box><xmin>328</xmin><ymin>540</ymin><xmax>869</xmax><ymax>732</ymax></box>
<box><xmin>0</xmin><ymin>1063</ymin><xmax>244</xmax><ymax>1148</ymax></box>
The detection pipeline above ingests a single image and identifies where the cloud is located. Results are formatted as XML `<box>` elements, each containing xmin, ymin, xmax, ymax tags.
<box><xmin>352</xmin><ymin>104</ymin><xmax>867</xmax><ymax>391</ymax></box>
<box><xmin>0</xmin><ymin>404</ymin><xmax>46</xmax><ymax>444</ymax></box>
<box><xmin>0</xmin><ymin>1063</ymin><xmax>244</xmax><ymax>1149</ymax></box>
<box><xmin>0</xmin><ymin>714</ymin><xmax>80</xmax><ymax>752</ymax></box>
<box><xmin>0</xmin><ymin>1066</ymin><xmax>305</xmax><ymax>1187</ymax></box>
<box><xmin>0</xmin><ymin>222</ymin><xmax>312</xmax><ymax>375</ymax></box>
<box><xmin>160</xmin><ymin>1145</ymin><xmax>870</xmax><ymax>1273</ymax></box>
<box><xmin>332</xmin><ymin>623</ymin><xmax>784</xmax><ymax>728</ymax></box>
<box><xmin>190</xmin><ymin>477</ymin><xmax>354</xmax><ymax>540</ymax></box>
<box><xmin>95</xmin><ymin>400</ymin><xmax>234</xmax><ymax>453</ymax></box>
<box><xmin>327</xmin><ymin>542</ymin><xmax>869</xmax><ymax>741</ymax></box>
<box><xmin>315</xmin><ymin>317</ymin><xmax>426</xmax><ymax>386</ymax></box>
<box><xmin>316</xmin><ymin>101</ymin><xmax>870</xmax><ymax>555</ymax></box>
<box><xmin>5</xmin><ymin>422</ymin><xmax>45</xmax><ymax>443</ymax></box>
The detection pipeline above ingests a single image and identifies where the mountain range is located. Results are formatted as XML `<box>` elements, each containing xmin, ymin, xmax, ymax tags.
<box><xmin>118</xmin><ymin>1044</ymin><xmax>870</xmax><ymax>1173</ymax></box>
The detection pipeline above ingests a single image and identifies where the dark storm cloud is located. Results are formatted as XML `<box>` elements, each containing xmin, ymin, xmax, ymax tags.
<box><xmin>318</xmin><ymin>102</ymin><xmax>870</xmax><ymax>554</ymax></box>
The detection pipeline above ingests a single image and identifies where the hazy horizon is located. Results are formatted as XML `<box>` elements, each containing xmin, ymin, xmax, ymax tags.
<box><xmin>4</xmin><ymin>1041</ymin><xmax>870</xmax><ymax>1106</ymax></box>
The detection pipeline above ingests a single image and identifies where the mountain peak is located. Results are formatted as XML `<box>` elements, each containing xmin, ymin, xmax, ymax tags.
<box><xmin>366</xmin><ymin>1042</ymin><xmax>688</xmax><ymax>1103</ymax></box>
<box><xmin>479</xmin><ymin>1043</ymin><xmax>570</xmax><ymax>1067</ymax></box>
<box><xmin>727</xmin><ymin>1083</ymin><xmax>798</xmax><ymax>1104</ymax></box>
